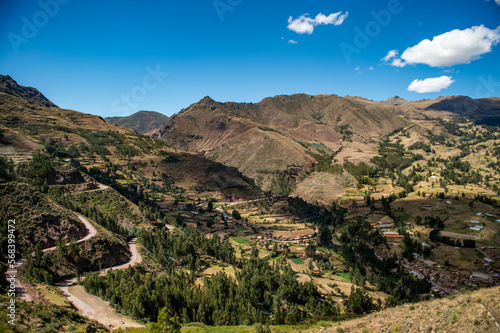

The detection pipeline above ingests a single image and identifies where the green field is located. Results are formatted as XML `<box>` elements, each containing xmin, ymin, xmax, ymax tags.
<box><xmin>291</xmin><ymin>258</ymin><xmax>305</xmax><ymax>265</ymax></box>
<box><xmin>235</xmin><ymin>225</ymin><xmax>249</xmax><ymax>232</ymax></box>
<box><xmin>336</xmin><ymin>272</ymin><xmax>350</xmax><ymax>282</ymax></box>
<box><xmin>234</xmin><ymin>238</ymin><xmax>249</xmax><ymax>244</ymax></box>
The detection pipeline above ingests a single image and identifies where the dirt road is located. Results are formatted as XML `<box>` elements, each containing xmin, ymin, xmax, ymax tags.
<box><xmin>5</xmin><ymin>259</ymin><xmax>32</xmax><ymax>302</ymax></box>
<box><xmin>5</xmin><ymin>213</ymin><xmax>97</xmax><ymax>302</ymax></box>
<box><xmin>43</xmin><ymin>214</ymin><xmax>97</xmax><ymax>253</ymax></box>
<box><xmin>60</xmin><ymin>237</ymin><xmax>144</xmax><ymax>329</ymax></box>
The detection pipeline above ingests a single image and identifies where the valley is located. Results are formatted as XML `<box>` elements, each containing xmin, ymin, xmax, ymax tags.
<box><xmin>0</xmin><ymin>75</ymin><xmax>499</xmax><ymax>332</ymax></box>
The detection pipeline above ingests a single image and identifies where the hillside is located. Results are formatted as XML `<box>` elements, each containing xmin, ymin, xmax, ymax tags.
<box><xmin>0</xmin><ymin>75</ymin><xmax>56</xmax><ymax>108</ymax></box>
<box><xmin>153</xmin><ymin>94</ymin><xmax>500</xmax><ymax>203</ymax></box>
<box><xmin>1</xmin><ymin>76</ymin><xmax>500</xmax><ymax>332</ymax></box>
<box><xmin>328</xmin><ymin>286</ymin><xmax>500</xmax><ymax>333</ymax></box>
<box><xmin>0</xmin><ymin>80</ymin><xmax>257</xmax><ymax>198</ymax></box>
<box><xmin>105</xmin><ymin>110</ymin><xmax>169</xmax><ymax>134</ymax></box>
<box><xmin>151</xmin><ymin>94</ymin><xmax>408</xmax><ymax>190</ymax></box>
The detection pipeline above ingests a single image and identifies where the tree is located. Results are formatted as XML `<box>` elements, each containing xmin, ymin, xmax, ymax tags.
<box><xmin>318</xmin><ymin>225</ymin><xmax>332</xmax><ymax>247</ymax></box>
<box><xmin>232</xmin><ymin>209</ymin><xmax>241</xmax><ymax>220</ymax></box>
<box><xmin>161</xmin><ymin>172</ymin><xmax>174</xmax><ymax>188</ymax></box>
<box><xmin>308</xmin><ymin>260</ymin><xmax>314</xmax><ymax>275</ymax></box>
<box><xmin>305</xmin><ymin>242</ymin><xmax>316</xmax><ymax>258</ymax></box>
<box><xmin>151</xmin><ymin>307</ymin><xmax>181</xmax><ymax>333</ymax></box>
<box><xmin>206</xmin><ymin>218</ymin><xmax>214</xmax><ymax>230</ymax></box>
<box><xmin>207</xmin><ymin>199</ymin><xmax>214</xmax><ymax>212</ymax></box>
<box><xmin>345</xmin><ymin>286</ymin><xmax>373</xmax><ymax>314</ymax></box>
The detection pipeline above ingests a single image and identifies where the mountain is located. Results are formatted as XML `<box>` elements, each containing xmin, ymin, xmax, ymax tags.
<box><xmin>426</xmin><ymin>95</ymin><xmax>500</xmax><ymax>125</ymax></box>
<box><xmin>0</xmin><ymin>76</ymin><xmax>258</xmax><ymax>197</ymax></box>
<box><xmin>105</xmin><ymin>110</ymin><xmax>169</xmax><ymax>134</ymax></box>
<box><xmin>151</xmin><ymin>94</ymin><xmax>408</xmax><ymax>191</ymax></box>
<box><xmin>0</xmin><ymin>74</ymin><xmax>57</xmax><ymax>108</ymax></box>
<box><xmin>2</xmin><ymin>75</ymin><xmax>500</xmax><ymax>332</ymax></box>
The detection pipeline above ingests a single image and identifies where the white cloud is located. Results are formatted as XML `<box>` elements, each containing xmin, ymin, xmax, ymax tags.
<box><xmin>485</xmin><ymin>0</ymin><xmax>500</xmax><ymax>5</ymax></box>
<box><xmin>382</xmin><ymin>49</ymin><xmax>398</xmax><ymax>62</ymax></box>
<box><xmin>387</xmin><ymin>25</ymin><xmax>500</xmax><ymax>67</ymax></box>
<box><xmin>354</xmin><ymin>66</ymin><xmax>360</xmax><ymax>71</ymax></box>
<box><xmin>288</xmin><ymin>39</ymin><xmax>298</xmax><ymax>44</ymax></box>
<box><xmin>368</xmin><ymin>67</ymin><xmax>374</xmax><ymax>70</ymax></box>
<box><xmin>407</xmin><ymin>76</ymin><xmax>455</xmax><ymax>93</ymax></box>
<box><xmin>391</xmin><ymin>58</ymin><xmax>405</xmax><ymax>67</ymax></box>
<box><xmin>287</xmin><ymin>12</ymin><xmax>348</xmax><ymax>34</ymax></box>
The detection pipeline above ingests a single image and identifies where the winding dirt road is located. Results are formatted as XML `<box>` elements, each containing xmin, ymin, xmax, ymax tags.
<box><xmin>59</xmin><ymin>237</ymin><xmax>143</xmax><ymax>329</ymax></box>
<box><xmin>43</xmin><ymin>214</ymin><xmax>97</xmax><ymax>253</ymax></box>
<box><xmin>4</xmin><ymin>213</ymin><xmax>96</xmax><ymax>302</ymax></box>
<box><xmin>4</xmin><ymin>182</ymin><xmax>144</xmax><ymax>329</ymax></box>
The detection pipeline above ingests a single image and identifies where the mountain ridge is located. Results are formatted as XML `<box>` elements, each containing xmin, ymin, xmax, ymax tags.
<box><xmin>0</xmin><ymin>74</ymin><xmax>57</xmax><ymax>108</ymax></box>
<box><xmin>105</xmin><ymin>110</ymin><xmax>169</xmax><ymax>134</ymax></box>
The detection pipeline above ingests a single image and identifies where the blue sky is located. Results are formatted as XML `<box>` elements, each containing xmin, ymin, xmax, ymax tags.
<box><xmin>1</xmin><ymin>0</ymin><xmax>499</xmax><ymax>117</ymax></box>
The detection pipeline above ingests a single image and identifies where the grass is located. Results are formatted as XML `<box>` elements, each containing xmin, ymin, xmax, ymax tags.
<box><xmin>234</xmin><ymin>238</ymin><xmax>249</xmax><ymax>244</ymax></box>
<box><xmin>178</xmin><ymin>321</ymin><xmax>335</xmax><ymax>333</ymax></box>
<box><xmin>36</xmin><ymin>284</ymin><xmax>71</xmax><ymax>307</ymax></box>
<box><xmin>235</xmin><ymin>225</ymin><xmax>249</xmax><ymax>232</ymax></box>
<box><xmin>291</xmin><ymin>258</ymin><xmax>305</xmax><ymax>265</ymax></box>
<box><xmin>336</xmin><ymin>272</ymin><xmax>350</xmax><ymax>282</ymax></box>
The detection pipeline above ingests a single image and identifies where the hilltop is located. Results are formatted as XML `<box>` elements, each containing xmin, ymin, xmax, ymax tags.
<box><xmin>0</xmin><ymin>75</ymin><xmax>57</xmax><ymax>108</ymax></box>
<box><xmin>328</xmin><ymin>286</ymin><xmax>500</xmax><ymax>333</ymax></box>
<box><xmin>105</xmin><ymin>110</ymin><xmax>169</xmax><ymax>134</ymax></box>
<box><xmin>0</xmin><ymin>78</ymin><xmax>257</xmax><ymax>198</ymax></box>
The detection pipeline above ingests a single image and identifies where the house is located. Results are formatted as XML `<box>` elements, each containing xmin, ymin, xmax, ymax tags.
<box><xmin>470</xmin><ymin>272</ymin><xmax>491</xmax><ymax>281</ymax></box>
<box><xmin>384</xmin><ymin>232</ymin><xmax>404</xmax><ymax>239</ymax></box>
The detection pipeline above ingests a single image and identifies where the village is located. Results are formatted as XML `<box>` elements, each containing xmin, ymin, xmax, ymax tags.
<box><xmin>156</xmin><ymin>193</ymin><xmax>500</xmax><ymax>300</ymax></box>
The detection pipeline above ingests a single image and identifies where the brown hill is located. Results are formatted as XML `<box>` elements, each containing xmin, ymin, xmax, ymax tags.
<box><xmin>0</xmin><ymin>74</ymin><xmax>57</xmax><ymax>108</ymax></box>
<box><xmin>0</xmin><ymin>77</ymin><xmax>257</xmax><ymax>197</ymax></box>
<box><xmin>426</xmin><ymin>95</ymin><xmax>500</xmax><ymax>125</ymax></box>
<box><xmin>152</xmin><ymin>94</ymin><xmax>408</xmax><ymax>189</ymax></box>
<box><xmin>105</xmin><ymin>110</ymin><xmax>169</xmax><ymax>134</ymax></box>
<box><xmin>326</xmin><ymin>286</ymin><xmax>500</xmax><ymax>333</ymax></box>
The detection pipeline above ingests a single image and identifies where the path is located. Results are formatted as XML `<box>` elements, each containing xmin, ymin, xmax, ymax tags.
<box><xmin>5</xmin><ymin>259</ymin><xmax>32</xmax><ymax>302</ymax></box>
<box><xmin>4</xmin><ymin>179</ymin><xmax>143</xmax><ymax>329</ymax></box>
<box><xmin>43</xmin><ymin>214</ymin><xmax>97</xmax><ymax>253</ymax></box>
<box><xmin>59</xmin><ymin>237</ymin><xmax>143</xmax><ymax>329</ymax></box>
<box><xmin>4</xmin><ymin>213</ymin><xmax>96</xmax><ymax>302</ymax></box>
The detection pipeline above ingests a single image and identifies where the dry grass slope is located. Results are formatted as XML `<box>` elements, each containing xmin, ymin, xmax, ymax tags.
<box><xmin>330</xmin><ymin>286</ymin><xmax>500</xmax><ymax>333</ymax></box>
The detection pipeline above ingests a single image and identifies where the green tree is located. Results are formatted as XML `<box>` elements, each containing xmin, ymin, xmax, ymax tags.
<box><xmin>308</xmin><ymin>260</ymin><xmax>314</xmax><ymax>275</ymax></box>
<box><xmin>150</xmin><ymin>307</ymin><xmax>181</xmax><ymax>333</ymax></box>
<box><xmin>232</xmin><ymin>209</ymin><xmax>241</xmax><ymax>220</ymax></box>
<box><xmin>345</xmin><ymin>286</ymin><xmax>373</xmax><ymax>314</ymax></box>
<box><xmin>207</xmin><ymin>199</ymin><xmax>214</xmax><ymax>212</ymax></box>
<box><xmin>305</xmin><ymin>242</ymin><xmax>316</xmax><ymax>258</ymax></box>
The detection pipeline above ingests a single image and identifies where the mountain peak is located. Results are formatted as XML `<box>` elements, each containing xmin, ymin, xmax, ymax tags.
<box><xmin>384</xmin><ymin>95</ymin><xmax>406</xmax><ymax>105</ymax></box>
<box><xmin>200</xmin><ymin>96</ymin><xmax>215</xmax><ymax>103</ymax></box>
<box><xmin>105</xmin><ymin>110</ymin><xmax>169</xmax><ymax>134</ymax></box>
<box><xmin>0</xmin><ymin>74</ymin><xmax>57</xmax><ymax>108</ymax></box>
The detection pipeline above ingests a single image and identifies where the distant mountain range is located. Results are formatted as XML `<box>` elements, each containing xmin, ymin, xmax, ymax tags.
<box><xmin>150</xmin><ymin>93</ymin><xmax>500</xmax><ymax>203</ymax></box>
<box><xmin>0</xmin><ymin>74</ymin><xmax>256</xmax><ymax>195</ymax></box>
<box><xmin>105</xmin><ymin>111</ymin><xmax>169</xmax><ymax>134</ymax></box>
<box><xmin>2</xmin><ymin>72</ymin><xmax>500</xmax><ymax>204</ymax></box>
